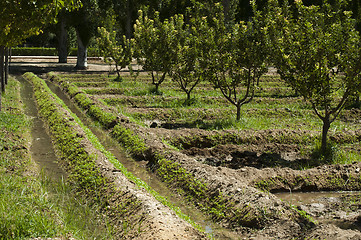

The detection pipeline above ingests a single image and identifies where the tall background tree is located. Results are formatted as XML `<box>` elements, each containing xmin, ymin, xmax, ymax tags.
<box><xmin>68</xmin><ymin>0</ymin><xmax>106</xmax><ymax>69</ymax></box>
<box><xmin>0</xmin><ymin>0</ymin><xmax>80</xmax><ymax>110</ymax></box>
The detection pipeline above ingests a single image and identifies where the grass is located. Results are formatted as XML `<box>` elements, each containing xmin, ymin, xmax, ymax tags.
<box><xmin>311</xmin><ymin>140</ymin><xmax>361</xmax><ymax>165</ymax></box>
<box><xmin>50</xmin><ymin>71</ymin><xmax>361</xmax><ymax>162</ymax></box>
<box><xmin>0</xmin><ymin>174</ymin><xmax>59</xmax><ymax>239</ymax></box>
<box><xmin>60</xmin><ymin>73</ymin><xmax>358</xmax><ymax>132</ymax></box>
<box><xmin>0</xmin><ymin>77</ymin><xmax>116</xmax><ymax>239</ymax></box>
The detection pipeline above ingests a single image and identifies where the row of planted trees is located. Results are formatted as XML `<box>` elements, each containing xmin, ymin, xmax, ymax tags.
<box><xmin>96</xmin><ymin>0</ymin><xmax>361</xmax><ymax>155</ymax></box>
<box><xmin>97</xmin><ymin>2</ymin><xmax>268</xmax><ymax>115</ymax></box>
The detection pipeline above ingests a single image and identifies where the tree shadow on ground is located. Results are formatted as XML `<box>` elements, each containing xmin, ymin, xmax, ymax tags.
<box><xmin>199</xmin><ymin>150</ymin><xmax>323</xmax><ymax>170</ymax></box>
<box><xmin>10</xmin><ymin>64</ymin><xmax>106</xmax><ymax>75</ymax></box>
<box><xmin>160</xmin><ymin>119</ymin><xmax>234</xmax><ymax>130</ymax></box>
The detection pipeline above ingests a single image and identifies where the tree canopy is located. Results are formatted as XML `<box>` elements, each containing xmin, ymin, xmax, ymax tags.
<box><xmin>266</xmin><ymin>0</ymin><xmax>361</xmax><ymax>155</ymax></box>
<box><xmin>0</xmin><ymin>0</ymin><xmax>81</xmax><ymax>47</ymax></box>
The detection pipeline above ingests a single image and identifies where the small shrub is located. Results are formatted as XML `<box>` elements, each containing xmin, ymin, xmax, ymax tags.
<box><xmin>311</xmin><ymin>140</ymin><xmax>341</xmax><ymax>165</ymax></box>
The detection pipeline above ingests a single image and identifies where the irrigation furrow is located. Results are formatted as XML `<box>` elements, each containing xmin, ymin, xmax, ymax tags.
<box><xmin>23</xmin><ymin>72</ymin><xmax>209</xmax><ymax>240</ymax></box>
<box><xmin>45</xmin><ymin>77</ymin><xmax>241</xmax><ymax>239</ymax></box>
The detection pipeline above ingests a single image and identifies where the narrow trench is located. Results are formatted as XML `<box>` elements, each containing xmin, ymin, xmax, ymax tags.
<box><xmin>44</xmin><ymin>80</ymin><xmax>240</xmax><ymax>239</ymax></box>
<box><xmin>18</xmin><ymin>75</ymin><xmax>67</xmax><ymax>181</ymax></box>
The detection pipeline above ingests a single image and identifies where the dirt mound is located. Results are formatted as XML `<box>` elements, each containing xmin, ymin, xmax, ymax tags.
<box><xmin>305</xmin><ymin>224</ymin><xmax>361</xmax><ymax>240</ymax></box>
<box><xmin>182</xmin><ymin>143</ymin><xmax>305</xmax><ymax>169</ymax></box>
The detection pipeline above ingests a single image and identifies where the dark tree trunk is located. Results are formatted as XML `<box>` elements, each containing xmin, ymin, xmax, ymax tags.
<box><xmin>0</xmin><ymin>46</ymin><xmax>5</xmax><ymax>93</ymax></box>
<box><xmin>0</xmin><ymin>46</ymin><xmax>4</xmax><ymax>111</ymax></box>
<box><xmin>222</xmin><ymin>0</ymin><xmax>231</xmax><ymax>20</ymax></box>
<box><xmin>5</xmin><ymin>47</ymin><xmax>9</xmax><ymax>85</ymax></box>
<box><xmin>151</xmin><ymin>72</ymin><xmax>166</xmax><ymax>94</ymax></box>
<box><xmin>125</xmin><ymin>0</ymin><xmax>132</xmax><ymax>39</ymax></box>
<box><xmin>75</xmin><ymin>30</ymin><xmax>88</xmax><ymax>69</ymax></box>
<box><xmin>321</xmin><ymin>116</ymin><xmax>331</xmax><ymax>156</ymax></box>
<box><xmin>58</xmin><ymin>17</ymin><xmax>68</xmax><ymax>63</ymax></box>
<box><xmin>186</xmin><ymin>91</ymin><xmax>191</xmax><ymax>101</ymax></box>
<box><xmin>154</xmin><ymin>83</ymin><xmax>160</xmax><ymax>93</ymax></box>
<box><xmin>236</xmin><ymin>104</ymin><xmax>241</xmax><ymax>121</ymax></box>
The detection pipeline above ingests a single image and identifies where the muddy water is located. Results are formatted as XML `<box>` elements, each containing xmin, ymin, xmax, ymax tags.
<box><xmin>18</xmin><ymin>76</ymin><xmax>67</xmax><ymax>181</ymax></box>
<box><xmin>46</xmin><ymin>80</ymin><xmax>240</xmax><ymax>240</ymax></box>
<box><xmin>276</xmin><ymin>191</ymin><xmax>361</xmax><ymax>232</ymax></box>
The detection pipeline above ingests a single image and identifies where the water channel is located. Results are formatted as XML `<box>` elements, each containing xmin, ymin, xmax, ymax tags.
<box><xmin>44</xmin><ymin>79</ymin><xmax>240</xmax><ymax>239</ymax></box>
<box><xmin>276</xmin><ymin>190</ymin><xmax>361</xmax><ymax>232</ymax></box>
<box><xmin>276</xmin><ymin>191</ymin><xmax>361</xmax><ymax>206</ymax></box>
<box><xmin>18</xmin><ymin>75</ymin><xmax>67</xmax><ymax>181</ymax></box>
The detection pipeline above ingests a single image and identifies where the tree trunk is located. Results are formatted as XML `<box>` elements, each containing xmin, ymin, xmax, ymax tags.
<box><xmin>0</xmin><ymin>46</ymin><xmax>4</xmax><ymax>111</ymax></box>
<box><xmin>115</xmin><ymin>63</ymin><xmax>121</xmax><ymax>79</ymax></box>
<box><xmin>321</xmin><ymin>116</ymin><xmax>331</xmax><ymax>156</ymax></box>
<box><xmin>236</xmin><ymin>104</ymin><xmax>241</xmax><ymax>121</ymax></box>
<box><xmin>155</xmin><ymin>83</ymin><xmax>160</xmax><ymax>93</ymax></box>
<box><xmin>0</xmin><ymin>46</ymin><xmax>5</xmax><ymax>93</ymax></box>
<box><xmin>125</xmin><ymin>0</ymin><xmax>132</xmax><ymax>39</ymax></box>
<box><xmin>222</xmin><ymin>0</ymin><xmax>231</xmax><ymax>21</ymax></box>
<box><xmin>5</xmin><ymin>47</ymin><xmax>9</xmax><ymax>85</ymax></box>
<box><xmin>75</xmin><ymin>30</ymin><xmax>88</xmax><ymax>69</ymax></box>
<box><xmin>58</xmin><ymin>17</ymin><xmax>68</xmax><ymax>63</ymax></box>
<box><xmin>187</xmin><ymin>91</ymin><xmax>191</xmax><ymax>101</ymax></box>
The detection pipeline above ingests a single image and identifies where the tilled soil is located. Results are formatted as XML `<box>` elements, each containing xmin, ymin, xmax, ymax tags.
<box><xmin>114</xmin><ymin>114</ymin><xmax>361</xmax><ymax>239</ymax></box>
<box><xmin>12</xmin><ymin>58</ymin><xmax>361</xmax><ymax>239</ymax></box>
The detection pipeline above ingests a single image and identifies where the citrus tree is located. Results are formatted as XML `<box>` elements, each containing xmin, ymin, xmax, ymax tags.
<box><xmin>266</xmin><ymin>0</ymin><xmax>361</xmax><ymax>155</ymax></box>
<box><xmin>96</xmin><ymin>27</ymin><xmax>133</xmax><ymax>80</ymax></box>
<box><xmin>167</xmin><ymin>14</ymin><xmax>205</xmax><ymax>104</ymax></box>
<box><xmin>202</xmin><ymin>2</ymin><xmax>268</xmax><ymax>121</ymax></box>
<box><xmin>134</xmin><ymin>10</ymin><xmax>179</xmax><ymax>94</ymax></box>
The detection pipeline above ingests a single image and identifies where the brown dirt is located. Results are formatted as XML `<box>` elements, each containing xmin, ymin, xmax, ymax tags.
<box><xmin>13</xmin><ymin>58</ymin><xmax>361</xmax><ymax>239</ymax></box>
<box><xmin>117</xmin><ymin>114</ymin><xmax>361</xmax><ymax>239</ymax></box>
<box><xmin>116</xmin><ymin>98</ymin><xmax>361</xmax><ymax>239</ymax></box>
<box><xmin>69</xmin><ymin>125</ymin><xmax>207</xmax><ymax>240</ymax></box>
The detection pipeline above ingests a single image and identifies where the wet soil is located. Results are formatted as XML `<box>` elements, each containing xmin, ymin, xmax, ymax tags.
<box><xmin>278</xmin><ymin>191</ymin><xmax>361</xmax><ymax>232</ymax></box>
<box><xmin>17</xmin><ymin>75</ymin><xmax>67</xmax><ymax>180</ymax></box>
<box><xmin>182</xmin><ymin>143</ymin><xmax>307</xmax><ymax>170</ymax></box>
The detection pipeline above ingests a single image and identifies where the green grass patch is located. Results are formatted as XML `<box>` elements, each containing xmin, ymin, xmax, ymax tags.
<box><xmin>49</xmin><ymin>72</ymin><xmax>360</xmax><ymax>135</ymax></box>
